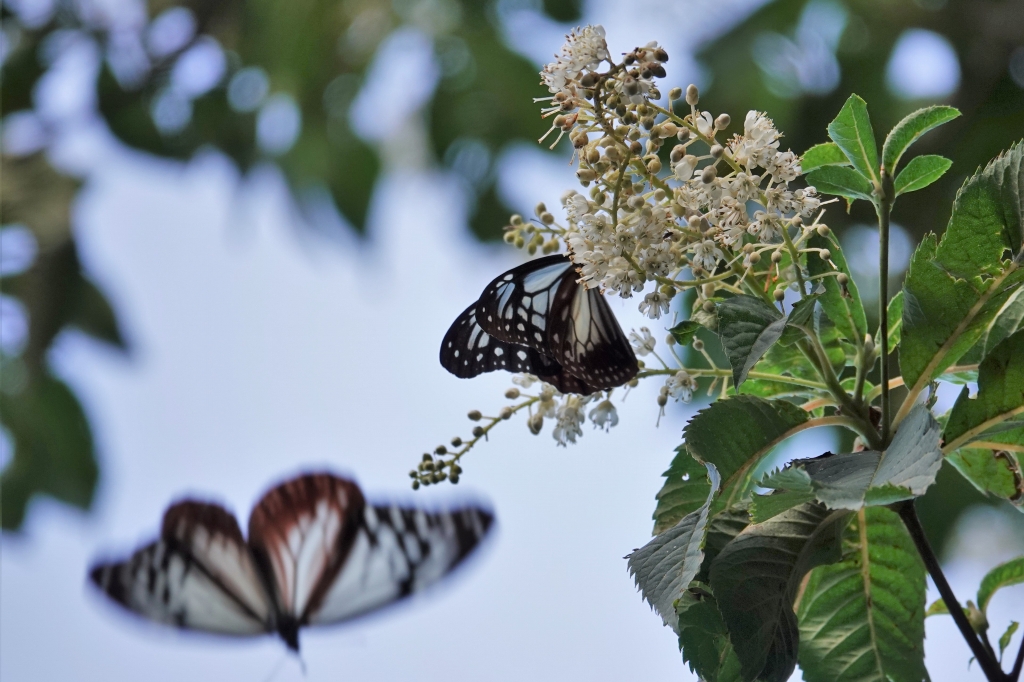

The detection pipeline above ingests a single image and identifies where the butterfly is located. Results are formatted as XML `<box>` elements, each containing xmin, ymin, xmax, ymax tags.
<box><xmin>440</xmin><ymin>254</ymin><xmax>638</xmax><ymax>395</ymax></box>
<box><xmin>89</xmin><ymin>472</ymin><xmax>493</xmax><ymax>651</ymax></box>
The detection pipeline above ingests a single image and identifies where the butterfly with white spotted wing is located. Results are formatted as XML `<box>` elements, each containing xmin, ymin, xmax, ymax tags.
<box><xmin>440</xmin><ymin>254</ymin><xmax>638</xmax><ymax>394</ymax></box>
<box><xmin>89</xmin><ymin>472</ymin><xmax>493</xmax><ymax>651</ymax></box>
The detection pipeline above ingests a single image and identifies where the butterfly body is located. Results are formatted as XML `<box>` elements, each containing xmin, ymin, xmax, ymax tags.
<box><xmin>90</xmin><ymin>473</ymin><xmax>493</xmax><ymax>651</ymax></box>
<box><xmin>440</xmin><ymin>254</ymin><xmax>638</xmax><ymax>394</ymax></box>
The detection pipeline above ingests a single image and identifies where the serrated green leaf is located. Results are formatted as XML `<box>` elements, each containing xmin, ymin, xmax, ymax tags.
<box><xmin>999</xmin><ymin>621</ymin><xmax>1019</xmax><ymax>658</ymax></box>
<box><xmin>750</xmin><ymin>489</ymin><xmax>816</xmax><ymax>523</ymax></box>
<box><xmin>696</xmin><ymin>507</ymin><xmax>751</xmax><ymax>584</ymax></box>
<box><xmin>977</xmin><ymin>556</ymin><xmax>1024</xmax><ymax>613</ymax></box>
<box><xmin>926</xmin><ymin>598</ymin><xmax>951</xmax><ymax>617</ymax></box>
<box><xmin>894</xmin><ymin>154</ymin><xmax>953</xmax><ymax>196</ymax></box>
<box><xmin>876</xmin><ymin>290</ymin><xmax>904</xmax><ymax>353</ymax></box>
<box><xmin>959</xmin><ymin>284</ymin><xmax>1024</xmax><ymax>367</ymax></box>
<box><xmin>676</xmin><ymin>586</ymin><xmax>743</xmax><ymax>682</ymax></box>
<box><xmin>759</xmin><ymin>405</ymin><xmax>942</xmax><ymax>511</ymax></box>
<box><xmin>797</xmin><ymin>507</ymin><xmax>927</xmax><ymax>682</ymax></box>
<box><xmin>653</xmin><ymin>445</ymin><xmax>713</xmax><ymax>534</ymax></box>
<box><xmin>716</xmin><ymin>295</ymin><xmax>786</xmax><ymax>388</ymax></box>
<box><xmin>882</xmin><ymin>105</ymin><xmax>961</xmax><ymax>174</ymax></box>
<box><xmin>986</xmin><ymin>140</ymin><xmax>1024</xmax><ymax>256</ymax></box>
<box><xmin>628</xmin><ymin>464</ymin><xmax>721</xmax><ymax>631</ymax></box>
<box><xmin>827</xmin><ymin>94</ymin><xmax>879</xmax><ymax>185</ymax></box>
<box><xmin>1</xmin><ymin>373</ymin><xmax>98</xmax><ymax>530</ymax></box>
<box><xmin>684</xmin><ymin>396</ymin><xmax>811</xmax><ymax>511</ymax></box>
<box><xmin>710</xmin><ymin>502</ymin><xmax>851</xmax><ymax>682</ymax></box>
<box><xmin>802</xmin><ymin>143</ymin><xmax>850</xmax><ymax>172</ymax></box>
<box><xmin>946</xmin><ymin>426</ymin><xmax>1024</xmax><ymax>507</ymax></box>
<box><xmin>807</xmin><ymin>232</ymin><xmax>867</xmax><ymax>345</ymax></box>
<box><xmin>806</xmin><ymin>165</ymin><xmax>876</xmax><ymax>204</ymax></box>
<box><xmin>943</xmin><ymin>331</ymin><xmax>1024</xmax><ymax>450</ymax></box>
<box><xmin>669</xmin><ymin>320</ymin><xmax>703</xmax><ymax>347</ymax></box>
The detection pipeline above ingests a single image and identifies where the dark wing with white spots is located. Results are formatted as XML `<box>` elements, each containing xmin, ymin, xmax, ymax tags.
<box><xmin>550</xmin><ymin>278</ymin><xmax>638</xmax><ymax>390</ymax></box>
<box><xmin>89</xmin><ymin>502</ymin><xmax>273</xmax><ymax>636</ymax></box>
<box><xmin>307</xmin><ymin>503</ymin><xmax>494</xmax><ymax>626</ymax></box>
<box><xmin>440</xmin><ymin>303</ymin><xmax>562</xmax><ymax>378</ymax></box>
<box><xmin>476</xmin><ymin>254</ymin><xmax>573</xmax><ymax>348</ymax></box>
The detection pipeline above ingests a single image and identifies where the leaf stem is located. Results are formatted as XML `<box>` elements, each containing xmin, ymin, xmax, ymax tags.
<box><xmin>876</xmin><ymin>172</ymin><xmax>894</xmax><ymax>446</ymax></box>
<box><xmin>1012</xmin><ymin>633</ymin><xmax>1024</xmax><ymax>681</ymax></box>
<box><xmin>893</xmin><ymin>500</ymin><xmax>1008</xmax><ymax>682</ymax></box>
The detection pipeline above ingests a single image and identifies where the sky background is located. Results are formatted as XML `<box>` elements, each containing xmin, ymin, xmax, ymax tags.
<box><xmin>2</xmin><ymin>0</ymin><xmax>1023</xmax><ymax>680</ymax></box>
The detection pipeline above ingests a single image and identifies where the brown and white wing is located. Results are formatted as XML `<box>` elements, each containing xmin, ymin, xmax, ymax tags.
<box><xmin>307</xmin><ymin>503</ymin><xmax>494</xmax><ymax>625</ymax></box>
<box><xmin>246</xmin><ymin>473</ymin><xmax>367</xmax><ymax>624</ymax></box>
<box><xmin>89</xmin><ymin>501</ymin><xmax>273</xmax><ymax>636</ymax></box>
<box><xmin>551</xmin><ymin>279</ymin><xmax>638</xmax><ymax>390</ymax></box>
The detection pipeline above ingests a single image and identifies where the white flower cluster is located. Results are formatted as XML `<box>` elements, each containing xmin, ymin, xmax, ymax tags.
<box><xmin>513</xmin><ymin>374</ymin><xmax>616</xmax><ymax>446</ymax></box>
<box><xmin>527</xmin><ymin>25</ymin><xmax>826</xmax><ymax>321</ymax></box>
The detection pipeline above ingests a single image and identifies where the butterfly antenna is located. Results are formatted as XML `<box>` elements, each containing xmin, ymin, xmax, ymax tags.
<box><xmin>261</xmin><ymin>651</ymin><xmax>290</xmax><ymax>682</ymax></box>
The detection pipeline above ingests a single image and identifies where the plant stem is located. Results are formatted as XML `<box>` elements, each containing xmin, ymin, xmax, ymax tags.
<box><xmin>876</xmin><ymin>173</ymin><xmax>894</xmax><ymax>446</ymax></box>
<box><xmin>893</xmin><ymin>500</ymin><xmax>1007</xmax><ymax>682</ymax></box>
<box><xmin>1012</xmin><ymin>634</ymin><xmax>1024</xmax><ymax>681</ymax></box>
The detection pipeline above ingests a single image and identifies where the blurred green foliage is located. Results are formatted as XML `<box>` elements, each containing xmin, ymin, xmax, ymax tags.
<box><xmin>2</xmin><ymin>0</ymin><xmax>1021</xmax><ymax>546</ymax></box>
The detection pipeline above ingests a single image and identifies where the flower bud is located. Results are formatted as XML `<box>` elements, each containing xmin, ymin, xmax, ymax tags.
<box><xmin>714</xmin><ymin>113</ymin><xmax>731</xmax><ymax>129</ymax></box>
<box><xmin>646</xmin><ymin>157</ymin><xmax>662</xmax><ymax>174</ymax></box>
<box><xmin>771</xmin><ymin>250</ymin><xmax>783</xmax><ymax>263</ymax></box>
<box><xmin>528</xmin><ymin>412</ymin><xmax>544</xmax><ymax>435</ymax></box>
<box><xmin>863</xmin><ymin>333</ymin><xmax>875</xmax><ymax>355</ymax></box>
<box><xmin>542</xmin><ymin>239</ymin><xmax>559</xmax><ymax>254</ymax></box>
<box><xmin>791</xmin><ymin>214</ymin><xmax>803</xmax><ymax>226</ymax></box>
<box><xmin>412</xmin><ymin>480</ymin><xmax>420</xmax><ymax>490</ymax></box>
<box><xmin>571</xmin><ymin>130</ymin><xmax>589</xmax><ymax>148</ymax></box>
<box><xmin>586</xmin><ymin>147</ymin><xmax>600</xmax><ymax>165</ymax></box>
<box><xmin>514</xmin><ymin>235</ymin><xmax>525</xmax><ymax>249</ymax></box>
<box><xmin>629</xmin><ymin>139</ymin><xmax>642</xmax><ymax>155</ymax></box>
<box><xmin>669</xmin><ymin>87</ymin><xmax>683</xmax><ymax>101</ymax></box>
<box><xmin>677</xmin><ymin>127</ymin><xmax>691</xmax><ymax>142</ymax></box>
<box><xmin>468</xmin><ymin>410</ymin><xmax>482</xmax><ymax>421</ymax></box>
<box><xmin>422</xmin><ymin>453</ymin><xmax>433</xmax><ymax>462</ymax></box>
<box><xmin>623</xmin><ymin>76</ymin><xmax>640</xmax><ymax>96</ymax></box>
<box><xmin>685</xmin><ymin>84</ymin><xmax>699</xmax><ymax>106</ymax></box>
<box><xmin>819</xmin><ymin>249</ymin><xmax>831</xmax><ymax>260</ymax></box>
<box><xmin>409</xmin><ymin>470</ymin><xmax>418</xmax><ymax>478</ymax></box>
<box><xmin>500</xmin><ymin>406</ymin><xmax>513</xmax><ymax>420</ymax></box>
<box><xmin>451</xmin><ymin>436</ymin><xmax>463</xmax><ymax>447</ymax></box>
<box><xmin>702</xmin><ymin>283</ymin><xmax>716</xmax><ymax>298</ymax></box>
<box><xmin>540</xmin><ymin>212</ymin><xmax>555</xmax><ymax>224</ymax></box>
<box><xmin>817</xmin><ymin>224</ymin><xmax>830</xmax><ymax>236</ymax></box>
<box><xmin>773</xmin><ymin>287</ymin><xmax>786</xmax><ymax>301</ymax></box>
<box><xmin>710</xmin><ymin>144</ymin><xmax>724</xmax><ymax>158</ymax></box>
<box><xmin>670</xmin><ymin>145</ymin><xmax>685</xmax><ymax>163</ymax></box>
<box><xmin>580</xmin><ymin>72</ymin><xmax>598</xmax><ymax>88</ymax></box>
<box><xmin>702</xmin><ymin>300</ymin><xmax>716</xmax><ymax>313</ymax></box>
<box><xmin>657</xmin><ymin>393</ymin><xmax>668</xmax><ymax>407</ymax></box>
<box><xmin>665</xmin><ymin>333</ymin><xmax>676</xmax><ymax>346</ymax></box>
<box><xmin>660</xmin><ymin>121</ymin><xmax>678</xmax><ymax>138</ymax></box>
<box><xmin>692</xmin><ymin>338</ymin><xmax>704</xmax><ymax>351</ymax></box>
<box><xmin>649</xmin><ymin>63</ymin><xmax>666</xmax><ymax>78</ymax></box>
<box><xmin>576</xmin><ymin>168</ymin><xmax>598</xmax><ymax>182</ymax></box>
<box><xmin>503</xmin><ymin>230</ymin><xmax>517</xmax><ymax>244</ymax></box>
<box><xmin>472</xmin><ymin>425</ymin><xmax>485</xmax><ymax>437</ymax></box>
<box><xmin>700</xmin><ymin>166</ymin><xmax>717</xmax><ymax>184</ymax></box>
<box><xmin>837</xmin><ymin>272</ymin><xmax>849</xmax><ymax>285</ymax></box>
<box><xmin>505</xmin><ymin>388</ymin><xmax>520</xmax><ymax>399</ymax></box>
<box><xmin>748</xmin><ymin>251</ymin><xmax>761</xmax><ymax>264</ymax></box>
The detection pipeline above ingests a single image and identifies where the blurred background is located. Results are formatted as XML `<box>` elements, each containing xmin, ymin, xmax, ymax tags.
<box><xmin>1</xmin><ymin>0</ymin><xmax>1023</xmax><ymax>679</ymax></box>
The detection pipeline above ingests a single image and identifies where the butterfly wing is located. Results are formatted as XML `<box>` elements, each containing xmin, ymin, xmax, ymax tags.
<box><xmin>306</xmin><ymin>502</ymin><xmax>494</xmax><ymax>626</ymax></box>
<box><xmin>246</xmin><ymin>473</ymin><xmax>366</xmax><ymax>629</ymax></box>
<box><xmin>550</xmin><ymin>275</ymin><xmax>639</xmax><ymax>390</ymax></box>
<box><xmin>476</xmin><ymin>254</ymin><xmax>574</xmax><ymax>348</ymax></box>
<box><xmin>89</xmin><ymin>502</ymin><xmax>274</xmax><ymax>636</ymax></box>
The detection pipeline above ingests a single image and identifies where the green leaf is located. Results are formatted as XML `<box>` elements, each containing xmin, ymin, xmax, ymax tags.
<box><xmin>716</xmin><ymin>295</ymin><xmax>786</xmax><ymax>388</ymax></box>
<box><xmin>1</xmin><ymin>372</ymin><xmax>98</xmax><ymax>530</ymax></box>
<box><xmin>894</xmin><ymin>154</ymin><xmax>953</xmax><ymax>196</ymax></box>
<box><xmin>807</xmin><ymin>231</ymin><xmax>867</xmax><ymax>345</ymax></box>
<box><xmin>669</xmin><ymin>320</ymin><xmax>703</xmax><ymax>347</ymax></box>
<box><xmin>826</xmin><ymin>94</ymin><xmax>880</xmax><ymax>185</ymax></box>
<box><xmin>684</xmin><ymin>396</ymin><xmax>810</xmax><ymax>510</ymax></box>
<box><xmin>946</xmin><ymin>426</ymin><xmax>1024</xmax><ymax>507</ymax></box>
<box><xmin>943</xmin><ymin>331</ymin><xmax>1024</xmax><ymax>451</ymax></box>
<box><xmin>999</xmin><ymin>621</ymin><xmax>1019</xmax><ymax>659</ymax></box>
<box><xmin>959</xmin><ymin>284</ymin><xmax>1024</xmax><ymax>366</ymax></box>
<box><xmin>881</xmin><ymin>105</ymin><xmax>961</xmax><ymax>174</ymax></box>
<box><xmin>797</xmin><ymin>507</ymin><xmax>928</xmax><ymax>682</ymax></box>
<box><xmin>926</xmin><ymin>599</ymin><xmax>951</xmax><ymax>617</ymax></box>
<box><xmin>759</xmin><ymin>405</ymin><xmax>942</xmax><ymax>511</ymax></box>
<box><xmin>696</xmin><ymin>506</ymin><xmax>751</xmax><ymax>584</ymax></box>
<box><xmin>984</xmin><ymin>139</ymin><xmax>1024</xmax><ymax>256</ymax></box>
<box><xmin>653</xmin><ymin>445</ymin><xmax>713</xmax><ymax>534</ymax></box>
<box><xmin>977</xmin><ymin>556</ymin><xmax>1024</xmax><ymax>613</ymax></box>
<box><xmin>676</xmin><ymin>586</ymin><xmax>743</xmax><ymax>682</ymax></box>
<box><xmin>70</xmin><ymin>278</ymin><xmax>129</xmax><ymax>350</ymax></box>
<box><xmin>710</xmin><ymin>502</ymin><xmax>851</xmax><ymax>682</ymax></box>
<box><xmin>876</xmin><ymin>290</ymin><xmax>904</xmax><ymax>353</ymax></box>
<box><xmin>628</xmin><ymin>463</ymin><xmax>721</xmax><ymax>630</ymax></box>
<box><xmin>802</xmin><ymin>143</ymin><xmax>850</xmax><ymax>173</ymax></box>
<box><xmin>806</xmin><ymin>165</ymin><xmax>876</xmax><ymax>204</ymax></box>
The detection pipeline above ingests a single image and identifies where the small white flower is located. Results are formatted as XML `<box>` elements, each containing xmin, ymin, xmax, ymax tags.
<box><xmin>552</xmin><ymin>395</ymin><xmax>587</xmax><ymax>446</ymax></box>
<box><xmin>639</xmin><ymin>290</ymin><xmax>672</xmax><ymax>319</ymax></box>
<box><xmin>673</xmin><ymin>155</ymin><xmax>698</xmax><ymax>181</ymax></box>
<box><xmin>513</xmin><ymin>374</ymin><xmax>539</xmax><ymax>389</ymax></box>
<box><xmin>589</xmin><ymin>399</ymin><xmax>619</xmax><ymax>431</ymax></box>
<box><xmin>695</xmin><ymin>111</ymin><xmax>715</xmax><ymax>138</ymax></box>
<box><xmin>691</xmin><ymin>239</ymin><xmax>724</xmax><ymax>272</ymax></box>
<box><xmin>629</xmin><ymin>327</ymin><xmax>657</xmax><ymax>356</ymax></box>
<box><xmin>666</xmin><ymin>370</ymin><xmax>696</xmax><ymax>403</ymax></box>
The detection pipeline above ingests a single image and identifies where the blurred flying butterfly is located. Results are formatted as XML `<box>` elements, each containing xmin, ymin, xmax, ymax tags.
<box><xmin>440</xmin><ymin>254</ymin><xmax>638</xmax><ymax>394</ymax></box>
<box><xmin>89</xmin><ymin>472</ymin><xmax>493</xmax><ymax>651</ymax></box>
